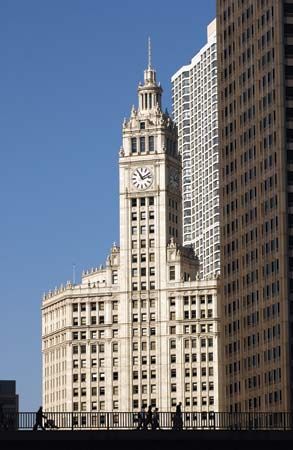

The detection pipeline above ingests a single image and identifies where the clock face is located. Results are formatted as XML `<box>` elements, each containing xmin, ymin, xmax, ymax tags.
<box><xmin>169</xmin><ymin>168</ymin><xmax>180</xmax><ymax>190</ymax></box>
<box><xmin>132</xmin><ymin>167</ymin><xmax>153</xmax><ymax>190</ymax></box>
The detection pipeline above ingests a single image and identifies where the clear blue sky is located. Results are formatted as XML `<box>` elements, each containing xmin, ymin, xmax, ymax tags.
<box><xmin>0</xmin><ymin>0</ymin><xmax>215</xmax><ymax>411</ymax></box>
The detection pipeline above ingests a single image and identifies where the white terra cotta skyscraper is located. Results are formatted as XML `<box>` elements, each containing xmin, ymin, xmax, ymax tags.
<box><xmin>42</xmin><ymin>49</ymin><xmax>220</xmax><ymax>419</ymax></box>
<box><xmin>172</xmin><ymin>20</ymin><xmax>220</xmax><ymax>278</ymax></box>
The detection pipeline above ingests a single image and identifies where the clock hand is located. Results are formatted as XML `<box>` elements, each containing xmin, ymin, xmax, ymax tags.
<box><xmin>142</xmin><ymin>174</ymin><xmax>151</xmax><ymax>180</ymax></box>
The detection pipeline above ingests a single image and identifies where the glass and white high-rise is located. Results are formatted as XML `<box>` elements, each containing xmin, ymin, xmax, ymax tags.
<box><xmin>172</xmin><ymin>20</ymin><xmax>220</xmax><ymax>277</ymax></box>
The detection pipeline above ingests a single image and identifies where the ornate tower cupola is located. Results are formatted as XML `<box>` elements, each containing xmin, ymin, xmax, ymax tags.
<box><xmin>138</xmin><ymin>38</ymin><xmax>163</xmax><ymax>112</ymax></box>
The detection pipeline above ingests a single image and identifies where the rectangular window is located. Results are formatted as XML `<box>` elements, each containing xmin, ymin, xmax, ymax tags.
<box><xmin>140</xmin><ymin>137</ymin><xmax>146</xmax><ymax>153</ymax></box>
<box><xmin>99</xmin><ymin>401</ymin><xmax>105</xmax><ymax>411</ymax></box>
<box><xmin>149</xmin><ymin>136</ymin><xmax>155</xmax><ymax>153</ymax></box>
<box><xmin>80</xmin><ymin>345</ymin><xmax>86</xmax><ymax>353</ymax></box>
<box><xmin>170</xmin><ymin>340</ymin><xmax>176</xmax><ymax>349</ymax></box>
<box><xmin>171</xmin><ymin>369</ymin><xmax>176</xmax><ymax>378</ymax></box>
<box><xmin>131</xmin><ymin>138</ymin><xmax>137</xmax><ymax>154</ymax></box>
<box><xmin>90</xmin><ymin>316</ymin><xmax>96</xmax><ymax>326</ymax></box>
<box><xmin>80</xmin><ymin>317</ymin><xmax>86</xmax><ymax>325</ymax></box>
<box><xmin>113</xmin><ymin>386</ymin><xmax>118</xmax><ymax>396</ymax></box>
<box><xmin>112</xmin><ymin>301</ymin><xmax>118</xmax><ymax>311</ymax></box>
<box><xmin>112</xmin><ymin>270</ymin><xmax>118</xmax><ymax>284</ymax></box>
<box><xmin>99</xmin><ymin>343</ymin><xmax>105</xmax><ymax>352</ymax></box>
<box><xmin>169</xmin><ymin>266</ymin><xmax>175</xmax><ymax>281</ymax></box>
<box><xmin>169</xmin><ymin>297</ymin><xmax>175</xmax><ymax>306</ymax></box>
<box><xmin>91</xmin><ymin>373</ymin><xmax>97</xmax><ymax>382</ymax></box>
<box><xmin>73</xmin><ymin>374</ymin><xmax>78</xmax><ymax>382</ymax></box>
<box><xmin>113</xmin><ymin>342</ymin><xmax>118</xmax><ymax>352</ymax></box>
<box><xmin>170</xmin><ymin>354</ymin><xmax>176</xmax><ymax>363</ymax></box>
<box><xmin>141</xmin><ymin>225</ymin><xmax>146</xmax><ymax>234</ymax></box>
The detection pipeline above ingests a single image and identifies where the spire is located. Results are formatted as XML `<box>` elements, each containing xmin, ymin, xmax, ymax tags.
<box><xmin>148</xmin><ymin>36</ymin><xmax>152</xmax><ymax>69</ymax></box>
<box><xmin>144</xmin><ymin>37</ymin><xmax>156</xmax><ymax>85</ymax></box>
<box><xmin>137</xmin><ymin>38</ymin><xmax>163</xmax><ymax>112</ymax></box>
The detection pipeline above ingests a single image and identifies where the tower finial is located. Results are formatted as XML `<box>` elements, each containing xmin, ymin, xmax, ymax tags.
<box><xmin>148</xmin><ymin>36</ymin><xmax>152</xmax><ymax>69</ymax></box>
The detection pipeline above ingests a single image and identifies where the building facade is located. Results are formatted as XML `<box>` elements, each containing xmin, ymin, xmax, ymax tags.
<box><xmin>217</xmin><ymin>0</ymin><xmax>293</xmax><ymax>412</ymax></box>
<box><xmin>0</xmin><ymin>380</ymin><xmax>19</xmax><ymax>415</ymax></box>
<box><xmin>172</xmin><ymin>20</ymin><xmax>220</xmax><ymax>278</ymax></box>
<box><xmin>42</xmin><ymin>58</ymin><xmax>220</xmax><ymax>415</ymax></box>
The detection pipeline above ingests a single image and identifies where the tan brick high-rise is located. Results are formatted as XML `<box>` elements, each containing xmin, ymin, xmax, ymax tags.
<box><xmin>217</xmin><ymin>0</ymin><xmax>293</xmax><ymax>412</ymax></box>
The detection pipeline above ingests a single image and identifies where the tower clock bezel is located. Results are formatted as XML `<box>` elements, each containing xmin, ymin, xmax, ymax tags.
<box><xmin>131</xmin><ymin>167</ymin><xmax>154</xmax><ymax>190</ymax></box>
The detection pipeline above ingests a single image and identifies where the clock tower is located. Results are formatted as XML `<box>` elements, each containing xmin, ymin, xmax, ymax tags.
<box><xmin>119</xmin><ymin>54</ymin><xmax>184</xmax><ymax>295</ymax></box>
<box><xmin>118</xmin><ymin>49</ymin><xmax>201</xmax><ymax>410</ymax></box>
<box><xmin>42</xmin><ymin>44</ymin><xmax>219</xmax><ymax>416</ymax></box>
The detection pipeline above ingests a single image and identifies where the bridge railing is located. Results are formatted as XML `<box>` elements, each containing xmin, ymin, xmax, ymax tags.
<box><xmin>1</xmin><ymin>411</ymin><xmax>293</xmax><ymax>431</ymax></box>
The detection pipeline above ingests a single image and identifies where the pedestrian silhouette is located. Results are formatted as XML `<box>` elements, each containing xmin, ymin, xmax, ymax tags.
<box><xmin>137</xmin><ymin>405</ymin><xmax>146</xmax><ymax>430</ymax></box>
<box><xmin>33</xmin><ymin>406</ymin><xmax>47</xmax><ymax>431</ymax></box>
<box><xmin>145</xmin><ymin>405</ymin><xmax>153</xmax><ymax>430</ymax></box>
<box><xmin>152</xmin><ymin>407</ymin><xmax>160</xmax><ymax>430</ymax></box>
<box><xmin>172</xmin><ymin>402</ymin><xmax>183</xmax><ymax>431</ymax></box>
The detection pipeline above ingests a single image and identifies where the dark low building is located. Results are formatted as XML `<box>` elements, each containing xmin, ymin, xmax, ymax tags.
<box><xmin>0</xmin><ymin>380</ymin><xmax>19</xmax><ymax>430</ymax></box>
